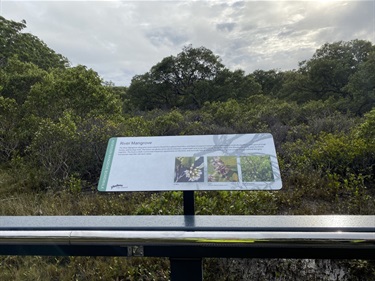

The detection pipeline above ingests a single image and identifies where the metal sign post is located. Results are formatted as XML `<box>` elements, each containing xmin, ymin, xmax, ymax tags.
<box><xmin>170</xmin><ymin>257</ymin><xmax>202</xmax><ymax>281</ymax></box>
<box><xmin>169</xmin><ymin>190</ymin><xmax>202</xmax><ymax>281</ymax></box>
<box><xmin>183</xmin><ymin>191</ymin><xmax>195</xmax><ymax>216</ymax></box>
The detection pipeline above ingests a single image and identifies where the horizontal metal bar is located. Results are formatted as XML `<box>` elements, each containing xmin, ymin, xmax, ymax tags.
<box><xmin>1</xmin><ymin>216</ymin><xmax>374</xmax><ymax>258</ymax></box>
<box><xmin>1</xmin><ymin>215</ymin><xmax>374</xmax><ymax>232</ymax></box>
<box><xmin>0</xmin><ymin>230</ymin><xmax>374</xmax><ymax>247</ymax></box>
<box><xmin>0</xmin><ymin>231</ymin><xmax>71</xmax><ymax>245</ymax></box>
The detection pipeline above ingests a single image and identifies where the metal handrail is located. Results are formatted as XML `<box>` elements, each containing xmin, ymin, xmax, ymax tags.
<box><xmin>0</xmin><ymin>230</ymin><xmax>374</xmax><ymax>246</ymax></box>
<box><xmin>1</xmin><ymin>215</ymin><xmax>374</xmax><ymax>259</ymax></box>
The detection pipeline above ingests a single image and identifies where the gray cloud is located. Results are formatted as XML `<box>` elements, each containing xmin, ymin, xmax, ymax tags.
<box><xmin>1</xmin><ymin>1</ymin><xmax>374</xmax><ymax>86</ymax></box>
<box><xmin>217</xmin><ymin>22</ymin><xmax>236</xmax><ymax>32</ymax></box>
<box><xmin>146</xmin><ymin>27</ymin><xmax>189</xmax><ymax>47</ymax></box>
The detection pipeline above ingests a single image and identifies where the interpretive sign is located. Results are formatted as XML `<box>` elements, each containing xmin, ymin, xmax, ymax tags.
<box><xmin>98</xmin><ymin>134</ymin><xmax>282</xmax><ymax>192</ymax></box>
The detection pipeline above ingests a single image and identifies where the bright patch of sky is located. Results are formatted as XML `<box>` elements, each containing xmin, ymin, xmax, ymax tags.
<box><xmin>1</xmin><ymin>0</ymin><xmax>374</xmax><ymax>86</ymax></box>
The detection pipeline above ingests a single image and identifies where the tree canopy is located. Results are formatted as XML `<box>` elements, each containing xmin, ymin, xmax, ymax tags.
<box><xmin>281</xmin><ymin>40</ymin><xmax>375</xmax><ymax>103</ymax></box>
<box><xmin>0</xmin><ymin>16</ymin><xmax>68</xmax><ymax>70</ymax></box>
<box><xmin>128</xmin><ymin>45</ymin><xmax>261</xmax><ymax>110</ymax></box>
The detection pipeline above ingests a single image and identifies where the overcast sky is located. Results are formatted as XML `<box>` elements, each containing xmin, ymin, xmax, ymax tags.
<box><xmin>1</xmin><ymin>1</ymin><xmax>374</xmax><ymax>86</ymax></box>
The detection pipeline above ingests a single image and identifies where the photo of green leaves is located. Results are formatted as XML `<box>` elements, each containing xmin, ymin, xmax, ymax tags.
<box><xmin>240</xmin><ymin>155</ymin><xmax>274</xmax><ymax>182</ymax></box>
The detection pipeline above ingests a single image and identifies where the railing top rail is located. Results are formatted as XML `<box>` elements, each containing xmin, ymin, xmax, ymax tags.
<box><xmin>1</xmin><ymin>215</ymin><xmax>374</xmax><ymax>232</ymax></box>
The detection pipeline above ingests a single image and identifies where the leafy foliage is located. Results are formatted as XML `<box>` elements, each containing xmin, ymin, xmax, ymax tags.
<box><xmin>0</xmin><ymin>16</ymin><xmax>68</xmax><ymax>69</ymax></box>
<box><xmin>128</xmin><ymin>45</ymin><xmax>261</xmax><ymax>110</ymax></box>
<box><xmin>0</xmin><ymin>96</ymin><xmax>19</xmax><ymax>161</ymax></box>
<box><xmin>0</xmin><ymin>57</ymin><xmax>47</xmax><ymax>104</ymax></box>
<box><xmin>241</xmin><ymin>156</ymin><xmax>274</xmax><ymax>182</ymax></box>
<box><xmin>344</xmin><ymin>51</ymin><xmax>375</xmax><ymax>115</ymax></box>
<box><xmin>24</xmin><ymin>65</ymin><xmax>122</xmax><ymax>120</ymax></box>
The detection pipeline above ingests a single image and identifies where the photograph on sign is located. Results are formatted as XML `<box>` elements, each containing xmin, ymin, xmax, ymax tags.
<box><xmin>207</xmin><ymin>156</ymin><xmax>239</xmax><ymax>183</ymax></box>
<box><xmin>174</xmin><ymin>157</ymin><xmax>205</xmax><ymax>183</ymax></box>
<box><xmin>98</xmin><ymin>134</ymin><xmax>282</xmax><ymax>192</ymax></box>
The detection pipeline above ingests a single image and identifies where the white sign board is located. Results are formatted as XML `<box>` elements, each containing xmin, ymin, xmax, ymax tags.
<box><xmin>98</xmin><ymin>134</ymin><xmax>282</xmax><ymax>192</ymax></box>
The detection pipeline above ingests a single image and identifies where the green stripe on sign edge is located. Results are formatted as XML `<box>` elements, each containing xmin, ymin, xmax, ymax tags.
<box><xmin>98</xmin><ymin>137</ymin><xmax>117</xmax><ymax>192</ymax></box>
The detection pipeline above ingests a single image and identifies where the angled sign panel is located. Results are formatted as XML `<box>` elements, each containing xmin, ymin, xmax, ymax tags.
<box><xmin>98</xmin><ymin>134</ymin><xmax>282</xmax><ymax>192</ymax></box>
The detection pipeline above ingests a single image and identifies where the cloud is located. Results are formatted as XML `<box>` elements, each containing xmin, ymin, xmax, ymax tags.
<box><xmin>146</xmin><ymin>27</ymin><xmax>189</xmax><ymax>47</ymax></box>
<box><xmin>1</xmin><ymin>0</ymin><xmax>374</xmax><ymax>86</ymax></box>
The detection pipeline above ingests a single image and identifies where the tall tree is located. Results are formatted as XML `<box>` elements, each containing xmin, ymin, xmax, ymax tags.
<box><xmin>251</xmin><ymin>69</ymin><xmax>284</xmax><ymax>96</ymax></box>
<box><xmin>345</xmin><ymin>51</ymin><xmax>375</xmax><ymax>115</ymax></box>
<box><xmin>299</xmin><ymin>40</ymin><xmax>374</xmax><ymax>100</ymax></box>
<box><xmin>0</xmin><ymin>57</ymin><xmax>47</xmax><ymax>104</ymax></box>
<box><xmin>128</xmin><ymin>72</ymin><xmax>177</xmax><ymax>111</ymax></box>
<box><xmin>24</xmin><ymin>65</ymin><xmax>122</xmax><ymax>120</ymax></box>
<box><xmin>128</xmin><ymin>45</ymin><xmax>226</xmax><ymax>109</ymax></box>
<box><xmin>0</xmin><ymin>16</ymin><xmax>68</xmax><ymax>70</ymax></box>
<box><xmin>213</xmin><ymin>69</ymin><xmax>261</xmax><ymax>100</ymax></box>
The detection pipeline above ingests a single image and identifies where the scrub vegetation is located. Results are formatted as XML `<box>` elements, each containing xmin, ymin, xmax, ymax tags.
<box><xmin>0</xmin><ymin>16</ymin><xmax>374</xmax><ymax>280</ymax></box>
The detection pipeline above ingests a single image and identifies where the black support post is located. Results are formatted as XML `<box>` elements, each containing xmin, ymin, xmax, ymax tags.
<box><xmin>170</xmin><ymin>191</ymin><xmax>203</xmax><ymax>281</ymax></box>
<box><xmin>183</xmin><ymin>191</ymin><xmax>195</xmax><ymax>215</ymax></box>
<box><xmin>170</xmin><ymin>258</ymin><xmax>203</xmax><ymax>281</ymax></box>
